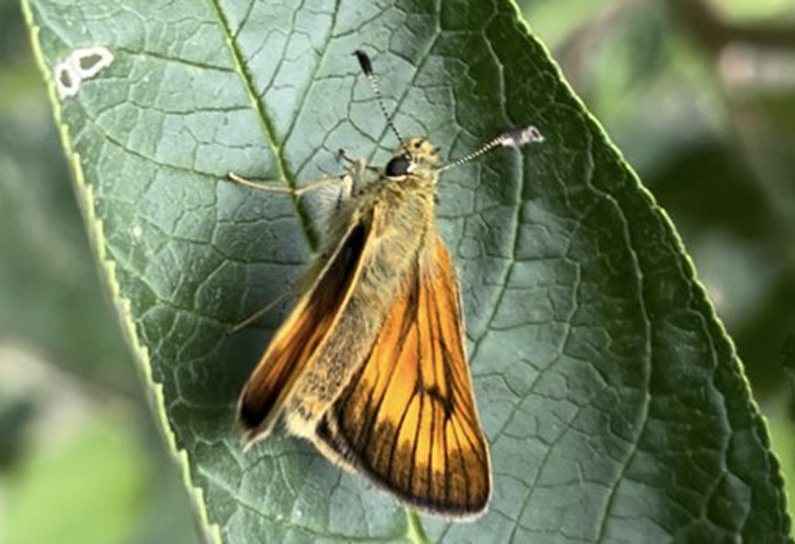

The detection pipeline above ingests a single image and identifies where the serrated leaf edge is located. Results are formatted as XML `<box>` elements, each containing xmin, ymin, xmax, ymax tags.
<box><xmin>510</xmin><ymin>0</ymin><xmax>791</xmax><ymax>536</ymax></box>
<box><xmin>20</xmin><ymin>2</ymin><xmax>222</xmax><ymax>542</ymax></box>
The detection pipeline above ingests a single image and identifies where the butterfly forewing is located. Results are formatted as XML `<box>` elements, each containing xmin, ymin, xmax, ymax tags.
<box><xmin>314</xmin><ymin>238</ymin><xmax>491</xmax><ymax>517</ymax></box>
<box><xmin>237</xmin><ymin>219</ymin><xmax>375</xmax><ymax>444</ymax></box>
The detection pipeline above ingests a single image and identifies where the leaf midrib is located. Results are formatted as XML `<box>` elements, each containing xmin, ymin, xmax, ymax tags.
<box><xmin>209</xmin><ymin>0</ymin><xmax>316</xmax><ymax>249</ymax></box>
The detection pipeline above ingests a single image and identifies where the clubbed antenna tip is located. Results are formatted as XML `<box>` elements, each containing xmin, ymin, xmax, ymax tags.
<box><xmin>435</xmin><ymin>124</ymin><xmax>544</xmax><ymax>174</ymax></box>
<box><xmin>353</xmin><ymin>50</ymin><xmax>373</xmax><ymax>76</ymax></box>
<box><xmin>352</xmin><ymin>49</ymin><xmax>404</xmax><ymax>146</ymax></box>
<box><xmin>500</xmin><ymin>126</ymin><xmax>544</xmax><ymax>148</ymax></box>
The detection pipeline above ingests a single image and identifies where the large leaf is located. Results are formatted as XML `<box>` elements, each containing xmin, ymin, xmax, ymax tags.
<box><xmin>23</xmin><ymin>0</ymin><xmax>791</xmax><ymax>542</ymax></box>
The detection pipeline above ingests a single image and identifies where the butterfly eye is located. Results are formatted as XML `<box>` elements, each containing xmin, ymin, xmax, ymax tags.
<box><xmin>385</xmin><ymin>155</ymin><xmax>411</xmax><ymax>177</ymax></box>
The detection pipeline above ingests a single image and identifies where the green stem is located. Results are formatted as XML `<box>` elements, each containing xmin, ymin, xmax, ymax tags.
<box><xmin>405</xmin><ymin>510</ymin><xmax>430</xmax><ymax>544</ymax></box>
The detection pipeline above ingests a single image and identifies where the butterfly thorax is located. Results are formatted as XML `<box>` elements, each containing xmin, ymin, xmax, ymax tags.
<box><xmin>355</xmin><ymin>135</ymin><xmax>441</xmax><ymax>252</ymax></box>
<box><xmin>302</xmin><ymin>138</ymin><xmax>439</xmax><ymax>296</ymax></box>
<box><xmin>346</xmin><ymin>176</ymin><xmax>437</xmax><ymax>302</ymax></box>
<box><xmin>339</xmin><ymin>136</ymin><xmax>442</xmax><ymax>267</ymax></box>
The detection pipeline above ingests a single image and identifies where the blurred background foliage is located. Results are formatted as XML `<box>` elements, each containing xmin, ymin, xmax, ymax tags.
<box><xmin>1</xmin><ymin>0</ymin><xmax>794</xmax><ymax>542</ymax></box>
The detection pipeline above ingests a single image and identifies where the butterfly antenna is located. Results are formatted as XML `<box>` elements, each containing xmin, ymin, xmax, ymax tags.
<box><xmin>436</xmin><ymin>126</ymin><xmax>545</xmax><ymax>174</ymax></box>
<box><xmin>354</xmin><ymin>50</ymin><xmax>405</xmax><ymax>147</ymax></box>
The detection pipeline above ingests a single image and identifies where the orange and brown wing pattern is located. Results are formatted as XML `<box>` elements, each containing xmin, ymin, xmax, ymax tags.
<box><xmin>237</xmin><ymin>216</ymin><xmax>376</xmax><ymax>445</ymax></box>
<box><xmin>315</xmin><ymin>237</ymin><xmax>491</xmax><ymax>517</ymax></box>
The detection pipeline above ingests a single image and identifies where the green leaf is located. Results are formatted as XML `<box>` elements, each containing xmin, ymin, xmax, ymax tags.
<box><xmin>23</xmin><ymin>0</ymin><xmax>791</xmax><ymax>542</ymax></box>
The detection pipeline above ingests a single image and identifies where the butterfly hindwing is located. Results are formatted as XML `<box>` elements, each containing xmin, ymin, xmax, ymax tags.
<box><xmin>314</xmin><ymin>236</ymin><xmax>491</xmax><ymax>517</ymax></box>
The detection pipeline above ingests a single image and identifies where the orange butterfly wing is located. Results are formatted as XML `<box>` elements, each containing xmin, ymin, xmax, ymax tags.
<box><xmin>315</xmin><ymin>237</ymin><xmax>491</xmax><ymax>517</ymax></box>
<box><xmin>237</xmin><ymin>210</ymin><xmax>378</xmax><ymax>445</ymax></box>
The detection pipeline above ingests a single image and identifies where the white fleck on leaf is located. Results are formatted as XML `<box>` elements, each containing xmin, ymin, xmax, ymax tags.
<box><xmin>54</xmin><ymin>46</ymin><xmax>113</xmax><ymax>100</ymax></box>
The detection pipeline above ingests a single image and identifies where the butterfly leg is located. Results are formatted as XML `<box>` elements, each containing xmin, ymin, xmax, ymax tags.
<box><xmin>227</xmin><ymin>171</ymin><xmax>349</xmax><ymax>198</ymax></box>
<box><xmin>225</xmin><ymin>287</ymin><xmax>297</xmax><ymax>335</ymax></box>
<box><xmin>337</xmin><ymin>148</ymin><xmax>378</xmax><ymax>171</ymax></box>
<box><xmin>337</xmin><ymin>148</ymin><xmax>378</xmax><ymax>196</ymax></box>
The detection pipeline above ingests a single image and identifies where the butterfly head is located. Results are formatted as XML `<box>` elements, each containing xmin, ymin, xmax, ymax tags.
<box><xmin>384</xmin><ymin>137</ymin><xmax>441</xmax><ymax>179</ymax></box>
<box><xmin>355</xmin><ymin>49</ymin><xmax>543</xmax><ymax>181</ymax></box>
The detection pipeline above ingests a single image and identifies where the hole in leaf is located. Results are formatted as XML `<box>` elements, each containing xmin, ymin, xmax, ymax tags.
<box><xmin>72</xmin><ymin>47</ymin><xmax>114</xmax><ymax>79</ymax></box>
<box><xmin>54</xmin><ymin>62</ymin><xmax>80</xmax><ymax>99</ymax></box>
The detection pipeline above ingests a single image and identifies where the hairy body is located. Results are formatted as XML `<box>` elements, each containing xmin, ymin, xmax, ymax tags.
<box><xmin>285</xmin><ymin>161</ymin><xmax>439</xmax><ymax>437</ymax></box>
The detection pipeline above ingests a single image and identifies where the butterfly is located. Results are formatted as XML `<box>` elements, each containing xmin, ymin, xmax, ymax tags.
<box><xmin>230</xmin><ymin>50</ymin><xmax>543</xmax><ymax>519</ymax></box>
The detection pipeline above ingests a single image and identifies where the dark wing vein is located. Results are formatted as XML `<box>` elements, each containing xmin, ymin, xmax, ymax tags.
<box><xmin>314</xmin><ymin>240</ymin><xmax>490</xmax><ymax>515</ymax></box>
